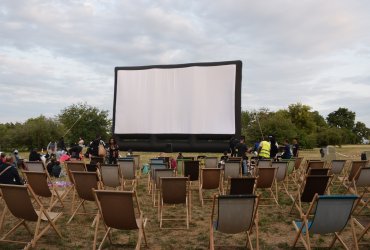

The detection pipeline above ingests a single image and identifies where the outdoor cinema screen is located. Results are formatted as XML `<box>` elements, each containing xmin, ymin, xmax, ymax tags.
<box><xmin>113</xmin><ymin>61</ymin><xmax>241</xmax><ymax>135</ymax></box>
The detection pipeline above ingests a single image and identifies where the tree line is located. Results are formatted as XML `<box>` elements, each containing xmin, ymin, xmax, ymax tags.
<box><xmin>0</xmin><ymin>103</ymin><xmax>369</xmax><ymax>152</ymax></box>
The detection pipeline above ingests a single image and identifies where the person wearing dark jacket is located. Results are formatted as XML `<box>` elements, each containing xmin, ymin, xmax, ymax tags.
<box><xmin>0</xmin><ymin>156</ymin><xmax>23</xmax><ymax>185</ymax></box>
<box><xmin>29</xmin><ymin>148</ymin><xmax>42</xmax><ymax>161</ymax></box>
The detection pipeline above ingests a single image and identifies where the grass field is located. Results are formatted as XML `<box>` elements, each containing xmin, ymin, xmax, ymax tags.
<box><xmin>1</xmin><ymin>145</ymin><xmax>370</xmax><ymax>249</ymax></box>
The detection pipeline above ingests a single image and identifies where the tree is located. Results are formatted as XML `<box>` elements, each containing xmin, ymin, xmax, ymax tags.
<box><xmin>58</xmin><ymin>103</ymin><xmax>111</xmax><ymax>146</ymax></box>
<box><xmin>288</xmin><ymin>103</ymin><xmax>316</xmax><ymax>134</ymax></box>
<box><xmin>326</xmin><ymin>107</ymin><xmax>355</xmax><ymax>129</ymax></box>
<box><xmin>353</xmin><ymin>121</ymin><xmax>370</xmax><ymax>142</ymax></box>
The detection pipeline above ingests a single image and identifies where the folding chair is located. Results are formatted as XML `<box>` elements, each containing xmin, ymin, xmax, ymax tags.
<box><xmin>152</xmin><ymin>169</ymin><xmax>175</xmax><ymax>206</ymax></box>
<box><xmin>147</xmin><ymin>163</ymin><xmax>167</xmax><ymax>194</ymax></box>
<box><xmin>22</xmin><ymin>171</ymin><xmax>65</xmax><ymax>211</ymax></box>
<box><xmin>205</xmin><ymin>157</ymin><xmax>218</xmax><ymax>168</ymax></box>
<box><xmin>292</xmin><ymin>194</ymin><xmax>359</xmax><ymax>250</ymax></box>
<box><xmin>117</xmin><ymin>159</ymin><xmax>137</xmax><ymax>190</ymax></box>
<box><xmin>100</xmin><ymin>164</ymin><xmax>121</xmax><ymax>190</ymax></box>
<box><xmin>199</xmin><ymin>168</ymin><xmax>222</xmax><ymax>206</ymax></box>
<box><xmin>307</xmin><ymin>168</ymin><xmax>330</xmax><ymax>175</ymax></box>
<box><xmin>131</xmin><ymin>154</ymin><xmax>141</xmax><ymax>177</ymax></box>
<box><xmin>329</xmin><ymin>160</ymin><xmax>347</xmax><ymax>183</ymax></box>
<box><xmin>24</xmin><ymin>161</ymin><xmax>45</xmax><ymax>172</ymax></box>
<box><xmin>67</xmin><ymin>171</ymin><xmax>100</xmax><ymax>224</ymax></box>
<box><xmin>290</xmin><ymin>157</ymin><xmax>304</xmax><ymax>186</ymax></box>
<box><xmin>289</xmin><ymin>175</ymin><xmax>331</xmax><ymax>215</ymax></box>
<box><xmin>0</xmin><ymin>184</ymin><xmax>62</xmax><ymax>249</ymax></box>
<box><xmin>150</xmin><ymin>158</ymin><xmax>165</xmax><ymax>164</ymax></box>
<box><xmin>353</xmin><ymin>216</ymin><xmax>370</xmax><ymax>244</ymax></box>
<box><xmin>210</xmin><ymin>194</ymin><xmax>260</xmax><ymax>250</ymax></box>
<box><xmin>341</xmin><ymin>160</ymin><xmax>368</xmax><ymax>189</ymax></box>
<box><xmin>222</xmin><ymin>161</ymin><xmax>241</xmax><ymax>189</ymax></box>
<box><xmin>183</xmin><ymin>160</ymin><xmax>200</xmax><ymax>185</ymax></box>
<box><xmin>65</xmin><ymin>161</ymin><xmax>87</xmax><ymax>213</ymax></box>
<box><xmin>227</xmin><ymin>177</ymin><xmax>256</xmax><ymax>195</ymax></box>
<box><xmin>255</xmin><ymin>166</ymin><xmax>278</xmax><ymax>206</ymax></box>
<box><xmin>93</xmin><ymin>189</ymin><xmax>147</xmax><ymax>250</ymax></box>
<box><xmin>348</xmin><ymin>167</ymin><xmax>370</xmax><ymax>213</ymax></box>
<box><xmin>257</xmin><ymin>159</ymin><xmax>271</xmax><ymax>167</ymax></box>
<box><xmin>304</xmin><ymin>160</ymin><xmax>325</xmax><ymax>174</ymax></box>
<box><xmin>272</xmin><ymin>161</ymin><xmax>289</xmax><ymax>200</ymax></box>
<box><xmin>159</xmin><ymin>177</ymin><xmax>190</xmax><ymax>229</ymax></box>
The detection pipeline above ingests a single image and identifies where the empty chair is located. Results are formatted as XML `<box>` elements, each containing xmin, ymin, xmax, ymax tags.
<box><xmin>353</xmin><ymin>216</ymin><xmax>370</xmax><ymax>245</ymax></box>
<box><xmin>150</xmin><ymin>158</ymin><xmax>165</xmax><ymax>164</ymax></box>
<box><xmin>289</xmin><ymin>175</ymin><xmax>332</xmax><ymax>215</ymax></box>
<box><xmin>257</xmin><ymin>159</ymin><xmax>271</xmax><ymax>167</ymax></box>
<box><xmin>205</xmin><ymin>157</ymin><xmax>218</xmax><ymax>168</ymax></box>
<box><xmin>256</xmin><ymin>166</ymin><xmax>278</xmax><ymax>206</ymax></box>
<box><xmin>100</xmin><ymin>164</ymin><xmax>121</xmax><ymax>190</ymax></box>
<box><xmin>210</xmin><ymin>194</ymin><xmax>260</xmax><ymax>250</ymax></box>
<box><xmin>22</xmin><ymin>171</ymin><xmax>65</xmax><ymax>210</ymax></box>
<box><xmin>348</xmin><ymin>167</ymin><xmax>370</xmax><ymax>213</ymax></box>
<box><xmin>304</xmin><ymin>160</ymin><xmax>325</xmax><ymax>174</ymax></box>
<box><xmin>152</xmin><ymin>169</ymin><xmax>175</xmax><ymax>206</ymax></box>
<box><xmin>93</xmin><ymin>189</ymin><xmax>147</xmax><ymax>250</ymax></box>
<box><xmin>223</xmin><ymin>161</ymin><xmax>241</xmax><ymax>182</ymax></box>
<box><xmin>131</xmin><ymin>154</ymin><xmax>141</xmax><ymax>176</ymax></box>
<box><xmin>272</xmin><ymin>161</ymin><xmax>289</xmax><ymax>200</ymax></box>
<box><xmin>307</xmin><ymin>168</ymin><xmax>330</xmax><ymax>175</ymax></box>
<box><xmin>24</xmin><ymin>161</ymin><xmax>45</xmax><ymax>172</ymax></box>
<box><xmin>290</xmin><ymin>157</ymin><xmax>304</xmax><ymax>185</ymax></box>
<box><xmin>0</xmin><ymin>184</ymin><xmax>63</xmax><ymax>249</ymax></box>
<box><xmin>227</xmin><ymin>177</ymin><xmax>256</xmax><ymax>195</ymax></box>
<box><xmin>117</xmin><ymin>159</ymin><xmax>137</xmax><ymax>190</ymax></box>
<box><xmin>329</xmin><ymin>160</ymin><xmax>346</xmax><ymax>177</ymax></box>
<box><xmin>65</xmin><ymin>160</ymin><xmax>87</xmax><ymax>212</ymax></box>
<box><xmin>292</xmin><ymin>194</ymin><xmax>358</xmax><ymax>249</ymax></box>
<box><xmin>67</xmin><ymin>171</ymin><xmax>100</xmax><ymax>224</ymax></box>
<box><xmin>341</xmin><ymin>160</ymin><xmax>368</xmax><ymax>189</ymax></box>
<box><xmin>184</xmin><ymin>160</ymin><xmax>200</xmax><ymax>183</ymax></box>
<box><xmin>148</xmin><ymin>163</ymin><xmax>167</xmax><ymax>194</ymax></box>
<box><xmin>199</xmin><ymin>168</ymin><xmax>222</xmax><ymax>206</ymax></box>
<box><xmin>159</xmin><ymin>177</ymin><xmax>190</xmax><ymax>229</ymax></box>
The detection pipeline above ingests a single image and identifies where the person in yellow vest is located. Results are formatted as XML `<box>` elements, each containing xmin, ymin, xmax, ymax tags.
<box><xmin>258</xmin><ymin>138</ymin><xmax>271</xmax><ymax>159</ymax></box>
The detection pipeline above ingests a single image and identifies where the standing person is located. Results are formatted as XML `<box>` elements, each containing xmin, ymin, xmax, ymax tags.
<box><xmin>29</xmin><ymin>148</ymin><xmax>42</xmax><ymax>161</ymax></box>
<box><xmin>258</xmin><ymin>138</ymin><xmax>271</xmax><ymax>159</ymax></box>
<box><xmin>108</xmin><ymin>137</ymin><xmax>119</xmax><ymax>164</ymax></box>
<box><xmin>12</xmin><ymin>149</ymin><xmax>20</xmax><ymax>167</ymax></box>
<box><xmin>89</xmin><ymin>135</ymin><xmax>105</xmax><ymax>157</ymax></box>
<box><xmin>177</xmin><ymin>152</ymin><xmax>183</xmax><ymax>159</ymax></box>
<box><xmin>292</xmin><ymin>138</ymin><xmax>299</xmax><ymax>157</ymax></box>
<box><xmin>229</xmin><ymin>137</ymin><xmax>238</xmax><ymax>157</ymax></box>
<box><xmin>281</xmin><ymin>139</ymin><xmax>292</xmax><ymax>159</ymax></box>
<box><xmin>57</xmin><ymin>137</ymin><xmax>66</xmax><ymax>151</ymax></box>
<box><xmin>0</xmin><ymin>156</ymin><xmax>23</xmax><ymax>185</ymax></box>
<box><xmin>269</xmin><ymin>135</ymin><xmax>279</xmax><ymax>160</ymax></box>
<box><xmin>236</xmin><ymin>137</ymin><xmax>248</xmax><ymax>175</ymax></box>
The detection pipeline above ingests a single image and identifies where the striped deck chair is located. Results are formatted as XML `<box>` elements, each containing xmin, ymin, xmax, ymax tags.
<box><xmin>210</xmin><ymin>194</ymin><xmax>260</xmax><ymax>250</ymax></box>
<box><xmin>292</xmin><ymin>194</ymin><xmax>358</xmax><ymax>250</ymax></box>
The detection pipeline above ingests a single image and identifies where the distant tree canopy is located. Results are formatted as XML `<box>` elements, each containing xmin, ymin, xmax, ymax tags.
<box><xmin>0</xmin><ymin>103</ymin><xmax>368</xmax><ymax>152</ymax></box>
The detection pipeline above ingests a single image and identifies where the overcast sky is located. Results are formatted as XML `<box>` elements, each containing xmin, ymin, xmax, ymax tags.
<box><xmin>1</xmin><ymin>0</ymin><xmax>369</xmax><ymax>126</ymax></box>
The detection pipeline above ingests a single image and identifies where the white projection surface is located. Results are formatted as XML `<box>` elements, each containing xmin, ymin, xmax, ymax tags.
<box><xmin>115</xmin><ymin>65</ymin><xmax>236</xmax><ymax>134</ymax></box>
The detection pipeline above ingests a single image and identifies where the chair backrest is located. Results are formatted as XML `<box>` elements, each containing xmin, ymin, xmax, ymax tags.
<box><xmin>257</xmin><ymin>159</ymin><xmax>271</xmax><ymax>167</ymax></box>
<box><xmin>215</xmin><ymin>195</ymin><xmax>257</xmax><ymax>234</ymax></box>
<box><xmin>330</xmin><ymin>160</ymin><xmax>346</xmax><ymax>175</ymax></box>
<box><xmin>293</xmin><ymin>157</ymin><xmax>304</xmax><ymax>170</ymax></box>
<box><xmin>86</xmin><ymin>163</ymin><xmax>98</xmax><ymax>172</ymax></box>
<box><xmin>224</xmin><ymin>161</ymin><xmax>241</xmax><ymax>179</ymax></box>
<box><xmin>309</xmin><ymin>195</ymin><xmax>358</xmax><ymax>234</ymax></box>
<box><xmin>66</xmin><ymin>161</ymin><xmax>86</xmax><ymax>172</ymax></box>
<box><xmin>71</xmin><ymin>171</ymin><xmax>99</xmax><ymax>201</ymax></box>
<box><xmin>197</xmin><ymin>155</ymin><xmax>206</xmax><ymax>160</ymax></box>
<box><xmin>150</xmin><ymin>163</ymin><xmax>167</xmax><ymax>181</ymax></box>
<box><xmin>150</xmin><ymin>158</ymin><xmax>165</xmax><ymax>164</ymax></box>
<box><xmin>0</xmin><ymin>184</ymin><xmax>39</xmax><ymax>221</ymax></box>
<box><xmin>308</xmin><ymin>168</ymin><xmax>330</xmax><ymax>176</ymax></box>
<box><xmin>348</xmin><ymin>161</ymin><xmax>368</xmax><ymax>181</ymax></box>
<box><xmin>184</xmin><ymin>161</ymin><xmax>200</xmax><ymax>181</ymax></box>
<box><xmin>205</xmin><ymin>157</ymin><xmax>218</xmax><ymax>168</ymax></box>
<box><xmin>228</xmin><ymin>157</ymin><xmax>242</xmax><ymax>162</ymax></box>
<box><xmin>23</xmin><ymin>171</ymin><xmax>52</xmax><ymax>197</ymax></box>
<box><xmin>160</xmin><ymin>177</ymin><xmax>188</xmax><ymax>204</ymax></box>
<box><xmin>94</xmin><ymin>190</ymin><xmax>139</xmax><ymax>230</ymax></box>
<box><xmin>229</xmin><ymin>177</ymin><xmax>256</xmax><ymax>195</ymax></box>
<box><xmin>355</xmin><ymin>167</ymin><xmax>370</xmax><ymax>188</ymax></box>
<box><xmin>306</xmin><ymin>161</ymin><xmax>325</xmax><ymax>173</ymax></box>
<box><xmin>24</xmin><ymin>161</ymin><xmax>45</xmax><ymax>172</ymax></box>
<box><xmin>256</xmin><ymin>167</ymin><xmax>277</xmax><ymax>188</ymax></box>
<box><xmin>182</xmin><ymin>156</ymin><xmax>195</xmax><ymax>161</ymax></box>
<box><xmin>90</xmin><ymin>156</ymin><xmax>104</xmax><ymax>165</ymax></box>
<box><xmin>155</xmin><ymin>169</ymin><xmax>174</xmax><ymax>187</ymax></box>
<box><xmin>118</xmin><ymin>159</ymin><xmax>136</xmax><ymax>180</ymax></box>
<box><xmin>131</xmin><ymin>155</ymin><xmax>140</xmax><ymax>170</ymax></box>
<box><xmin>100</xmin><ymin>164</ymin><xmax>121</xmax><ymax>188</ymax></box>
<box><xmin>201</xmin><ymin>168</ymin><xmax>221</xmax><ymax>189</ymax></box>
<box><xmin>272</xmin><ymin>162</ymin><xmax>288</xmax><ymax>182</ymax></box>
<box><xmin>301</xmin><ymin>175</ymin><xmax>330</xmax><ymax>202</ymax></box>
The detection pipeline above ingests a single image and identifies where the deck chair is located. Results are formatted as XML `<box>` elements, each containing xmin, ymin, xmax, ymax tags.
<box><xmin>199</xmin><ymin>168</ymin><xmax>222</xmax><ymax>206</ymax></box>
<box><xmin>341</xmin><ymin>160</ymin><xmax>368</xmax><ymax>189</ymax></box>
<box><xmin>22</xmin><ymin>171</ymin><xmax>65</xmax><ymax>211</ymax></box>
<box><xmin>290</xmin><ymin>175</ymin><xmax>331</xmax><ymax>215</ymax></box>
<box><xmin>0</xmin><ymin>184</ymin><xmax>62</xmax><ymax>249</ymax></box>
<box><xmin>292</xmin><ymin>194</ymin><xmax>358</xmax><ymax>250</ymax></box>
<box><xmin>348</xmin><ymin>167</ymin><xmax>370</xmax><ymax>213</ymax></box>
<box><xmin>159</xmin><ymin>177</ymin><xmax>190</xmax><ymax>229</ymax></box>
<box><xmin>152</xmin><ymin>169</ymin><xmax>175</xmax><ymax>206</ymax></box>
<box><xmin>255</xmin><ymin>167</ymin><xmax>278</xmax><ymax>206</ymax></box>
<box><xmin>184</xmin><ymin>160</ymin><xmax>200</xmax><ymax>183</ymax></box>
<box><xmin>304</xmin><ymin>160</ymin><xmax>325</xmax><ymax>174</ymax></box>
<box><xmin>222</xmin><ymin>161</ymin><xmax>241</xmax><ymax>188</ymax></box>
<box><xmin>24</xmin><ymin>161</ymin><xmax>45</xmax><ymax>172</ymax></box>
<box><xmin>329</xmin><ymin>160</ymin><xmax>347</xmax><ymax>182</ymax></box>
<box><xmin>117</xmin><ymin>159</ymin><xmax>136</xmax><ymax>190</ymax></box>
<box><xmin>131</xmin><ymin>155</ymin><xmax>141</xmax><ymax>177</ymax></box>
<box><xmin>205</xmin><ymin>157</ymin><xmax>218</xmax><ymax>168</ymax></box>
<box><xmin>290</xmin><ymin>157</ymin><xmax>304</xmax><ymax>185</ymax></box>
<box><xmin>227</xmin><ymin>177</ymin><xmax>256</xmax><ymax>195</ymax></box>
<box><xmin>308</xmin><ymin>168</ymin><xmax>330</xmax><ymax>175</ymax></box>
<box><xmin>65</xmin><ymin>161</ymin><xmax>87</xmax><ymax>212</ymax></box>
<box><xmin>90</xmin><ymin>156</ymin><xmax>104</xmax><ymax>165</ymax></box>
<box><xmin>272</xmin><ymin>161</ymin><xmax>289</xmax><ymax>200</ymax></box>
<box><xmin>353</xmin><ymin>216</ymin><xmax>370</xmax><ymax>244</ymax></box>
<box><xmin>150</xmin><ymin>158</ymin><xmax>165</xmax><ymax>164</ymax></box>
<box><xmin>67</xmin><ymin>171</ymin><xmax>100</xmax><ymax>224</ymax></box>
<box><xmin>257</xmin><ymin>159</ymin><xmax>271</xmax><ymax>167</ymax></box>
<box><xmin>147</xmin><ymin>163</ymin><xmax>167</xmax><ymax>194</ymax></box>
<box><xmin>93</xmin><ymin>189</ymin><xmax>147</xmax><ymax>250</ymax></box>
<box><xmin>176</xmin><ymin>159</ymin><xmax>191</xmax><ymax>176</ymax></box>
<box><xmin>100</xmin><ymin>164</ymin><xmax>121</xmax><ymax>190</ymax></box>
<box><xmin>210</xmin><ymin>194</ymin><xmax>259</xmax><ymax>250</ymax></box>
<box><xmin>86</xmin><ymin>163</ymin><xmax>99</xmax><ymax>172</ymax></box>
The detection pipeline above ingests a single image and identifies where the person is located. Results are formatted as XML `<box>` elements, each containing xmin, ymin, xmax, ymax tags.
<box><xmin>57</xmin><ymin>137</ymin><xmax>66</xmax><ymax>151</ymax></box>
<box><xmin>12</xmin><ymin>149</ymin><xmax>20</xmax><ymax>167</ymax></box>
<box><xmin>236</xmin><ymin>137</ymin><xmax>248</xmax><ymax>175</ymax></box>
<box><xmin>29</xmin><ymin>148</ymin><xmax>42</xmax><ymax>161</ymax></box>
<box><xmin>127</xmin><ymin>149</ymin><xmax>133</xmax><ymax>157</ymax></box>
<box><xmin>229</xmin><ymin>137</ymin><xmax>238</xmax><ymax>157</ymax></box>
<box><xmin>0</xmin><ymin>152</ymin><xmax>6</xmax><ymax>163</ymax></box>
<box><xmin>269</xmin><ymin>135</ymin><xmax>279</xmax><ymax>160</ymax></box>
<box><xmin>69</xmin><ymin>143</ymin><xmax>82</xmax><ymax>159</ymax></box>
<box><xmin>220</xmin><ymin>151</ymin><xmax>229</xmax><ymax>162</ymax></box>
<box><xmin>78</xmin><ymin>137</ymin><xmax>85</xmax><ymax>147</ymax></box>
<box><xmin>59</xmin><ymin>152</ymin><xmax>71</xmax><ymax>163</ymax></box>
<box><xmin>170</xmin><ymin>157</ymin><xmax>177</xmax><ymax>170</ymax></box>
<box><xmin>292</xmin><ymin>138</ymin><xmax>299</xmax><ymax>157</ymax></box>
<box><xmin>281</xmin><ymin>139</ymin><xmax>292</xmax><ymax>159</ymax></box>
<box><xmin>108</xmin><ymin>137</ymin><xmax>119</xmax><ymax>164</ymax></box>
<box><xmin>258</xmin><ymin>138</ymin><xmax>271</xmax><ymax>159</ymax></box>
<box><xmin>89</xmin><ymin>135</ymin><xmax>105</xmax><ymax>157</ymax></box>
<box><xmin>177</xmin><ymin>152</ymin><xmax>184</xmax><ymax>159</ymax></box>
<box><xmin>0</xmin><ymin>156</ymin><xmax>23</xmax><ymax>185</ymax></box>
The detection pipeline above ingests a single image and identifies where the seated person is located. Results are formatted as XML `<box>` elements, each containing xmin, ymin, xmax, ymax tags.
<box><xmin>281</xmin><ymin>139</ymin><xmax>292</xmax><ymax>159</ymax></box>
<box><xmin>0</xmin><ymin>156</ymin><xmax>23</xmax><ymax>185</ymax></box>
<box><xmin>29</xmin><ymin>148</ymin><xmax>42</xmax><ymax>161</ymax></box>
<box><xmin>220</xmin><ymin>151</ymin><xmax>229</xmax><ymax>162</ymax></box>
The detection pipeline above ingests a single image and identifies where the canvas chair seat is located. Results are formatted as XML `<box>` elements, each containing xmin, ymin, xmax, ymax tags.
<box><xmin>255</xmin><ymin>166</ymin><xmax>279</xmax><ymax>206</ymax></box>
<box><xmin>199</xmin><ymin>168</ymin><xmax>222</xmax><ymax>206</ymax></box>
<box><xmin>227</xmin><ymin>177</ymin><xmax>256</xmax><ymax>195</ymax></box>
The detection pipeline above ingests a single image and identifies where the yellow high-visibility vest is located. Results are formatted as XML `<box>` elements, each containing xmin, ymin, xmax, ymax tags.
<box><xmin>259</xmin><ymin>140</ymin><xmax>271</xmax><ymax>158</ymax></box>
